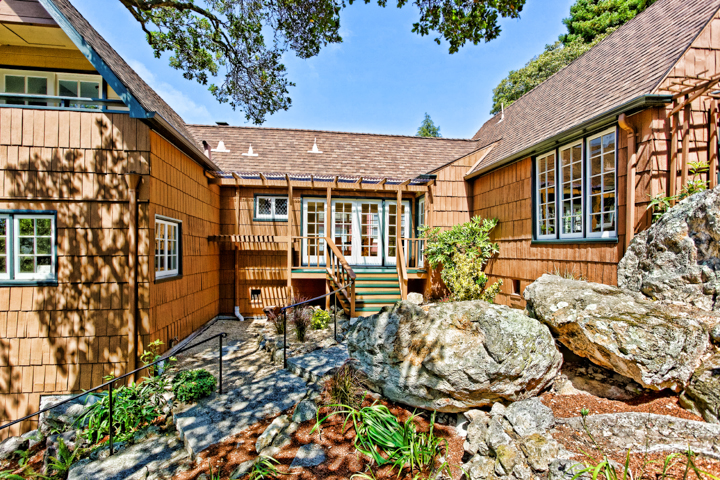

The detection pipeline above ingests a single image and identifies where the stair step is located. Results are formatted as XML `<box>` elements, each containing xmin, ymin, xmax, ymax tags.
<box><xmin>354</xmin><ymin>290</ymin><xmax>401</xmax><ymax>296</ymax></box>
<box><xmin>356</xmin><ymin>295</ymin><xmax>401</xmax><ymax>302</ymax></box>
<box><xmin>355</xmin><ymin>299</ymin><xmax>400</xmax><ymax>305</ymax></box>
<box><xmin>353</xmin><ymin>276</ymin><xmax>400</xmax><ymax>282</ymax></box>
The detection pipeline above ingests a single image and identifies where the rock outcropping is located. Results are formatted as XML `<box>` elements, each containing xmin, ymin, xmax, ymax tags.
<box><xmin>618</xmin><ymin>185</ymin><xmax>720</xmax><ymax>311</ymax></box>
<box><xmin>680</xmin><ymin>351</ymin><xmax>720</xmax><ymax>424</ymax></box>
<box><xmin>346</xmin><ymin>301</ymin><xmax>562</xmax><ymax>412</ymax></box>
<box><xmin>524</xmin><ymin>275</ymin><xmax>712</xmax><ymax>391</ymax></box>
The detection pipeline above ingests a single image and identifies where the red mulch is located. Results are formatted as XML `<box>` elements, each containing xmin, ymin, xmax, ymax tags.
<box><xmin>173</xmin><ymin>396</ymin><xmax>464</xmax><ymax>480</ymax></box>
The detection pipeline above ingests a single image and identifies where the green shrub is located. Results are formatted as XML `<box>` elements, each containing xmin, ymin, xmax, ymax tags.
<box><xmin>311</xmin><ymin>309</ymin><xmax>331</xmax><ymax>330</ymax></box>
<box><xmin>420</xmin><ymin>216</ymin><xmax>502</xmax><ymax>302</ymax></box>
<box><xmin>173</xmin><ymin>369</ymin><xmax>217</xmax><ymax>403</ymax></box>
<box><xmin>647</xmin><ymin>161</ymin><xmax>710</xmax><ymax>223</ymax></box>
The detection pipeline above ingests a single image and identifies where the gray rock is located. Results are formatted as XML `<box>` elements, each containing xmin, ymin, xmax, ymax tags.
<box><xmin>490</xmin><ymin>403</ymin><xmax>506</xmax><ymax>417</ymax></box>
<box><xmin>549</xmin><ymin>459</ymin><xmax>586</xmax><ymax>480</ymax></box>
<box><xmin>68</xmin><ymin>435</ymin><xmax>186</xmax><ymax>480</ymax></box>
<box><xmin>525</xmin><ymin>274</ymin><xmax>711</xmax><ymax>391</ymax></box>
<box><xmin>494</xmin><ymin>443</ymin><xmax>522</xmax><ymax>476</ymax></box>
<box><xmin>512</xmin><ymin>462</ymin><xmax>534</xmax><ymax>480</ymax></box>
<box><xmin>711</xmin><ymin>324</ymin><xmax>720</xmax><ymax>344</ymax></box>
<box><xmin>464</xmin><ymin>454</ymin><xmax>495</xmax><ymax>480</ymax></box>
<box><xmin>292</xmin><ymin>400</ymin><xmax>317</xmax><ymax>424</ymax></box>
<box><xmin>256</xmin><ymin>415</ymin><xmax>290</xmax><ymax>454</ymax></box>
<box><xmin>464</xmin><ymin>415</ymin><xmax>490</xmax><ymax>456</ymax></box>
<box><xmin>486</xmin><ymin>417</ymin><xmax>512</xmax><ymax>453</ymax></box>
<box><xmin>0</xmin><ymin>436</ymin><xmax>29</xmax><ymax>461</ymax></box>
<box><xmin>504</xmin><ymin>398</ymin><xmax>554</xmax><ymax>437</ymax></box>
<box><xmin>346</xmin><ymin>301</ymin><xmax>562</xmax><ymax>412</ymax></box>
<box><xmin>407</xmin><ymin>292</ymin><xmax>424</xmax><ymax>305</ymax></box>
<box><xmin>520</xmin><ymin>433</ymin><xmax>560</xmax><ymax>472</ymax></box>
<box><xmin>618</xmin><ymin>185</ymin><xmax>720</xmax><ymax>312</ymax></box>
<box><xmin>39</xmin><ymin>394</ymin><xmax>99</xmax><ymax>435</ymax></box>
<box><xmin>290</xmin><ymin>443</ymin><xmax>326</xmax><ymax>469</ymax></box>
<box><xmin>679</xmin><ymin>351</ymin><xmax>720</xmax><ymax>423</ymax></box>
<box><xmin>230</xmin><ymin>459</ymin><xmax>256</xmax><ymax>479</ymax></box>
<box><xmin>21</xmin><ymin>429</ymin><xmax>43</xmax><ymax>449</ymax></box>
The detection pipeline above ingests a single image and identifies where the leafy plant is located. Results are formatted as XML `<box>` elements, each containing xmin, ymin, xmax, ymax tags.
<box><xmin>0</xmin><ymin>471</ymin><xmax>26</xmax><ymax>480</ymax></box>
<box><xmin>311</xmin><ymin>309</ymin><xmax>332</xmax><ymax>330</ymax></box>
<box><xmin>647</xmin><ymin>161</ymin><xmax>711</xmax><ymax>223</ymax></box>
<box><xmin>45</xmin><ymin>437</ymin><xmax>78</xmax><ymax>478</ymax></box>
<box><xmin>140</xmin><ymin>339</ymin><xmax>175</xmax><ymax>377</ymax></box>
<box><xmin>420</xmin><ymin>216</ymin><xmax>501</xmax><ymax>302</ymax></box>
<box><xmin>248</xmin><ymin>455</ymin><xmax>284</xmax><ymax>480</ymax></box>
<box><xmin>313</xmin><ymin>403</ymin><xmax>451</xmax><ymax>478</ymax></box>
<box><xmin>324</xmin><ymin>360</ymin><xmax>368</xmax><ymax>411</ymax></box>
<box><xmin>172</xmin><ymin>369</ymin><xmax>217</xmax><ymax>403</ymax></box>
<box><xmin>77</xmin><ymin>374</ymin><xmax>168</xmax><ymax>445</ymax></box>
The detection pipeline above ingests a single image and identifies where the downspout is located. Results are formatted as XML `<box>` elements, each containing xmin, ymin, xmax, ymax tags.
<box><xmin>126</xmin><ymin>173</ymin><xmax>142</xmax><ymax>379</ymax></box>
<box><xmin>618</xmin><ymin>114</ymin><xmax>637</xmax><ymax>251</ymax></box>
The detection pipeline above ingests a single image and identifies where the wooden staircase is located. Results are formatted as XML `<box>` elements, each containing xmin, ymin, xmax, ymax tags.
<box><xmin>330</xmin><ymin>268</ymin><xmax>402</xmax><ymax>316</ymax></box>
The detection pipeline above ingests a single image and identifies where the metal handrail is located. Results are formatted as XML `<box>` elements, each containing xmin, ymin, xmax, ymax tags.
<box><xmin>280</xmin><ymin>279</ymin><xmax>354</xmax><ymax>370</ymax></box>
<box><xmin>0</xmin><ymin>332</ymin><xmax>228</xmax><ymax>456</ymax></box>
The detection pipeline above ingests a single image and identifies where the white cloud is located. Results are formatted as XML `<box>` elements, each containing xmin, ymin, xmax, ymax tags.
<box><xmin>127</xmin><ymin>60</ymin><xmax>215</xmax><ymax>125</ymax></box>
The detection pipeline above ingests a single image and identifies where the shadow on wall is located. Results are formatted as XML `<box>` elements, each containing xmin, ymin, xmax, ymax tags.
<box><xmin>0</xmin><ymin>113</ymin><xmax>146</xmax><ymax>437</ymax></box>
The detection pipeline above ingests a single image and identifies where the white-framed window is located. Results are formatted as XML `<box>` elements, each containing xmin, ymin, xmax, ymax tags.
<box><xmin>417</xmin><ymin>196</ymin><xmax>426</xmax><ymax>268</ymax></box>
<box><xmin>586</xmin><ymin>127</ymin><xmax>617</xmax><ymax>238</ymax></box>
<box><xmin>0</xmin><ymin>213</ymin><xmax>57</xmax><ymax>282</ymax></box>
<box><xmin>2</xmin><ymin>72</ymin><xmax>52</xmax><ymax>106</ymax></box>
<box><xmin>535</xmin><ymin>151</ymin><xmax>557</xmax><ymax>240</ymax></box>
<box><xmin>559</xmin><ymin>140</ymin><xmax>584</xmax><ymax>239</ymax></box>
<box><xmin>155</xmin><ymin>216</ymin><xmax>181</xmax><ymax>279</ymax></box>
<box><xmin>534</xmin><ymin>128</ymin><xmax>617</xmax><ymax>241</ymax></box>
<box><xmin>255</xmin><ymin>196</ymin><xmax>288</xmax><ymax>221</ymax></box>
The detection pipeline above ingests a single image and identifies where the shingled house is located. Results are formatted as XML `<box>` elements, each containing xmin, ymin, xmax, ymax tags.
<box><xmin>1</xmin><ymin>0</ymin><xmax>720</xmax><ymax>434</ymax></box>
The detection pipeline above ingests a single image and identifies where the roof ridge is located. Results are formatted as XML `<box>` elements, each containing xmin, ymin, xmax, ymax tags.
<box><xmin>187</xmin><ymin>124</ymin><xmax>476</xmax><ymax>142</ymax></box>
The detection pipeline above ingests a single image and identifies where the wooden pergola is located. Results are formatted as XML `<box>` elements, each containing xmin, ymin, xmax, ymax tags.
<box><xmin>206</xmin><ymin>171</ymin><xmax>437</xmax><ymax>309</ymax></box>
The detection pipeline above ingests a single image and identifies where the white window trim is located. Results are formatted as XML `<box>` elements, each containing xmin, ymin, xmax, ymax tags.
<box><xmin>255</xmin><ymin>196</ymin><xmax>288</xmax><ymax>221</ymax></box>
<box><xmin>558</xmin><ymin>139</ymin><xmax>585</xmax><ymax>240</ymax></box>
<box><xmin>0</xmin><ymin>214</ymin><xmax>10</xmax><ymax>281</ymax></box>
<box><xmin>13</xmin><ymin>214</ymin><xmax>56</xmax><ymax>281</ymax></box>
<box><xmin>155</xmin><ymin>216</ymin><xmax>181</xmax><ymax>280</ymax></box>
<box><xmin>535</xmin><ymin>151</ymin><xmax>557</xmax><ymax>240</ymax></box>
<box><xmin>585</xmin><ymin>127</ymin><xmax>618</xmax><ymax>239</ymax></box>
<box><xmin>417</xmin><ymin>197</ymin><xmax>426</xmax><ymax>268</ymax></box>
<box><xmin>301</xmin><ymin>198</ymin><xmax>327</xmax><ymax>266</ymax></box>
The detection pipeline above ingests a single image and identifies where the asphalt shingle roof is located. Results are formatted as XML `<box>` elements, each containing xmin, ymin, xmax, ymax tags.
<box><xmin>187</xmin><ymin>125</ymin><xmax>478</xmax><ymax>180</ymax></box>
<box><xmin>468</xmin><ymin>0</ymin><xmax>720</xmax><ymax>175</ymax></box>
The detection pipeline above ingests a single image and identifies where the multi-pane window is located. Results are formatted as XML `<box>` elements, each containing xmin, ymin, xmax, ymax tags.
<box><xmin>255</xmin><ymin>196</ymin><xmax>288</xmax><ymax>220</ymax></box>
<box><xmin>334</xmin><ymin>202</ymin><xmax>353</xmax><ymax>257</ymax></box>
<box><xmin>305</xmin><ymin>201</ymin><xmax>326</xmax><ymax>260</ymax></box>
<box><xmin>4</xmin><ymin>75</ymin><xmax>48</xmax><ymax>106</ymax></box>
<box><xmin>155</xmin><ymin>217</ymin><xmax>181</xmax><ymax>279</ymax></box>
<box><xmin>587</xmin><ymin>128</ymin><xmax>617</xmax><ymax>238</ymax></box>
<box><xmin>534</xmin><ymin>128</ymin><xmax>617</xmax><ymax>241</ymax></box>
<box><xmin>536</xmin><ymin>152</ymin><xmax>556</xmax><ymax>239</ymax></box>
<box><xmin>58</xmin><ymin>78</ymin><xmax>101</xmax><ymax>109</ymax></box>
<box><xmin>560</xmin><ymin>141</ymin><xmax>584</xmax><ymax>238</ymax></box>
<box><xmin>0</xmin><ymin>213</ymin><xmax>56</xmax><ymax>282</ymax></box>
<box><xmin>417</xmin><ymin>197</ymin><xmax>426</xmax><ymax>267</ymax></box>
<box><xmin>386</xmin><ymin>203</ymin><xmax>408</xmax><ymax>257</ymax></box>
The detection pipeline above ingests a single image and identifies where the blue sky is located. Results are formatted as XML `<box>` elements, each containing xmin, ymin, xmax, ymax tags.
<box><xmin>72</xmin><ymin>0</ymin><xmax>575</xmax><ymax>139</ymax></box>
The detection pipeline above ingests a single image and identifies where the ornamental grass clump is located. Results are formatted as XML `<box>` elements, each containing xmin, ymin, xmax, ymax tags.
<box><xmin>287</xmin><ymin>295</ymin><xmax>312</xmax><ymax>342</ymax></box>
<box><xmin>312</xmin><ymin>403</ymin><xmax>451</xmax><ymax>479</ymax></box>
<box><xmin>173</xmin><ymin>369</ymin><xmax>217</xmax><ymax>403</ymax></box>
<box><xmin>324</xmin><ymin>359</ymin><xmax>368</xmax><ymax>410</ymax></box>
<box><xmin>420</xmin><ymin>216</ymin><xmax>502</xmax><ymax>302</ymax></box>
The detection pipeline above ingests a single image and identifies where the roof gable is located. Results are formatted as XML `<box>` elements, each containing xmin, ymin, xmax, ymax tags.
<box><xmin>467</xmin><ymin>0</ymin><xmax>720</xmax><ymax>176</ymax></box>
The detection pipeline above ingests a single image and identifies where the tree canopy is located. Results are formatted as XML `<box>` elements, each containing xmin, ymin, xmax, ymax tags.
<box><xmin>119</xmin><ymin>0</ymin><xmax>526</xmax><ymax>124</ymax></box>
<box><xmin>489</xmin><ymin>0</ymin><xmax>656</xmax><ymax>115</ymax></box>
<box><xmin>417</xmin><ymin>113</ymin><xmax>441</xmax><ymax>137</ymax></box>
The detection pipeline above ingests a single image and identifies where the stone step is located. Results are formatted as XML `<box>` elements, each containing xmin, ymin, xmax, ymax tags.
<box><xmin>68</xmin><ymin>434</ymin><xmax>188</xmax><ymax>480</ymax></box>
<box><xmin>173</xmin><ymin>370</ymin><xmax>308</xmax><ymax>458</ymax></box>
<box><xmin>286</xmin><ymin>344</ymin><xmax>349</xmax><ymax>383</ymax></box>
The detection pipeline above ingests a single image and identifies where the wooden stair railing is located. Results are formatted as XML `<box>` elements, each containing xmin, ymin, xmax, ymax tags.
<box><xmin>325</xmin><ymin>237</ymin><xmax>357</xmax><ymax>317</ymax></box>
<box><xmin>396</xmin><ymin>239</ymin><xmax>408</xmax><ymax>300</ymax></box>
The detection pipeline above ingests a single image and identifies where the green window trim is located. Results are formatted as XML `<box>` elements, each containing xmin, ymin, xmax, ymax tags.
<box><xmin>253</xmin><ymin>195</ymin><xmax>289</xmax><ymax>222</ymax></box>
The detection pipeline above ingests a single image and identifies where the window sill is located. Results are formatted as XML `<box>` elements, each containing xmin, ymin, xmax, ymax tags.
<box><xmin>0</xmin><ymin>280</ymin><xmax>58</xmax><ymax>286</ymax></box>
<box><xmin>531</xmin><ymin>237</ymin><xmax>618</xmax><ymax>245</ymax></box>
<box><xmin>154</xmin><ymin>274</ymin><xmax>183</xmax><ymax>284</ymax></box>
<box><xmin>253</xmin><ymin>218</ymin><xmax>288</xmax><ymax>223</ymax></box>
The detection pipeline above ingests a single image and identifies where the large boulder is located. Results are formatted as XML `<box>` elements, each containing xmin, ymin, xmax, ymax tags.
<box><xmin>680</xmin><ymin>351</ymin><xmax>720</xmax><ymax>423</ymax></box>
<box><xmin>346</xmin><ymin>301</ymin><xmax>562</xmax><ymax>412</ymax></box>
<box><xmin>618</xmin><ymin>186</ymin><xmax>720</xmax><ymax>311</ymax></box>
<box><xmin>524</xmin><ymin>275</ymin><xmax>713</xmax><ymax>391</ymax></box>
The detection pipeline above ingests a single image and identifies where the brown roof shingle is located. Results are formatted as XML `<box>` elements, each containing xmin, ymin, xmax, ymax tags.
<box><xmin>188</xmin><ymin>125</ymin><xmax>478</xmax><ymax>180</ymax></box>
<box><xmin>468</xmin><ymin>0</ymin><xmax>720</xmax><ymax>175</ymax></box>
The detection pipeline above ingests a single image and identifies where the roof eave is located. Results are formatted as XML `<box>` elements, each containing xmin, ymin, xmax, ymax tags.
<box><xmin>464</xmin><ymin>94</ymin><xmax>673</xmax><ymax>180</ymax></box>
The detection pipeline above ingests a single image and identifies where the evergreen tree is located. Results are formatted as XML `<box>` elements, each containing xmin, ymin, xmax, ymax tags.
<box><xmin>417</xmin><ymin>114</ymin><xmax>442</xmax><ymax>137</ymax></box>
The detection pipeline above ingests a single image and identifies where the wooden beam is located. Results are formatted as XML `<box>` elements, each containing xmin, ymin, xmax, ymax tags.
<box><xmin>259</xmin><ymin>172</ymin><xmax>267</xmax><ymax>186</ymax></box>
<box><xmin>332</xmin><ymin>176</ymin><xmax>339</xmax><ymax>188</ymax></box>
<box><xmin>711</xmin><ymin>101</ymin><xmax>719</xmax><ymax>189</ymax></box>
<box><xmin>286</xmin><ymin>174</ymin><xmax>293</xmax><ymax>299</ymax></box>
<box><xmin>681</xmin><ymin>101</ymin><xmax>691</xmax><ymax>190</ymax></box>
<box><xmin>670</xmin><ymin>101</ymin><xmax>679</xmax><ymax>201</ymax></box>
<box><xmin>399</xmin><ymin>179</ymin><xmax>412</xmax><ymax>187</ymax></box>
<box><xmin>618</xmin><ymin>113</ymin><xmax>637</xmax><ymax>250</ymax></box>
<box><xmin>210</xmin><ymin>176</ymin><xmax>430</xmax><ymax>192</ymax></box>
<box><xmin>234</xmin><ymin>186</ymin><xmax>240</xmax><ymax>235</ymax></box>
<box><xmin>326</xmin><ymin>186</ymin><xmax>332</xmax><ymax>310</ymax></box>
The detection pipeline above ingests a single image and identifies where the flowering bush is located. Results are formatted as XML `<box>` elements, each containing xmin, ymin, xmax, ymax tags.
<box><xmin>420</xmin><ymin>216</ymin><xmax>502</xmax><ymax>302</ymax></box>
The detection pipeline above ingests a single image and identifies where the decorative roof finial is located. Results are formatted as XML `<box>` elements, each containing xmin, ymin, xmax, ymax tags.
<box><xmin>308</xmin><ymin>138</ymin><xmax>322</xmax><ymax>154</ymax></box>
<box><xmin>241</xmin><ymin>144</ymin><xmax>258</xmax><ymax>157</ymax></box>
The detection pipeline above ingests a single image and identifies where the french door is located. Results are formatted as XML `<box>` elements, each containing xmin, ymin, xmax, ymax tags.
<box><xmin>329</xmin><ymin>199</ymin><xmax>383</xmax><ymax>266</ymax></box>
<box><xmin>302</xmin><ymin>199</ymin><xmax>326</xmax><ymax>266</ymax></box>
<box><xmin>384</xmin><ymin>201</ymin><xmax>411</xmax><ymax>266</ymax></box>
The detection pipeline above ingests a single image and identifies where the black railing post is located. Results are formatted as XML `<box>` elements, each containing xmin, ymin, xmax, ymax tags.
<box><xmin>334</xmin><ymin>292</ymin><xmax>338</xmax><ymax>344</ymax></box>
<box><xmin>218</xmin><ymin>334</ymin><xmax>223</xmax><ymax>394</ymax></box>
<box><xmin>283</xmin><ymin>310</ymin><xmax>287</xmax><ymax>370</ymax></box>
<box><xmin>109</xmin><ymin>381</ymin><xmax>114</xmax><ymax>456</ymax></box>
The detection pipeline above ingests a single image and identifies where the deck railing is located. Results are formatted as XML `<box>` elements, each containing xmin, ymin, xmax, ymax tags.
<box><xmin>325</xmin><ymin>237</ymin><xmax>357</xmax><ymax>316</ymax></box>
<box><xmin>401</xmin><ymin>238</ymin><xmax>426</xmax><ymax>270</ymax></box>
<box><xmin>290</xmin><ymin>236</ymin><xmax>327</xmax><ymax>268</ymax></box>
<box><xmin>0</xmin><ymin>93</ymin><xmax>127</xmax><ymax>111</ymax></box>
